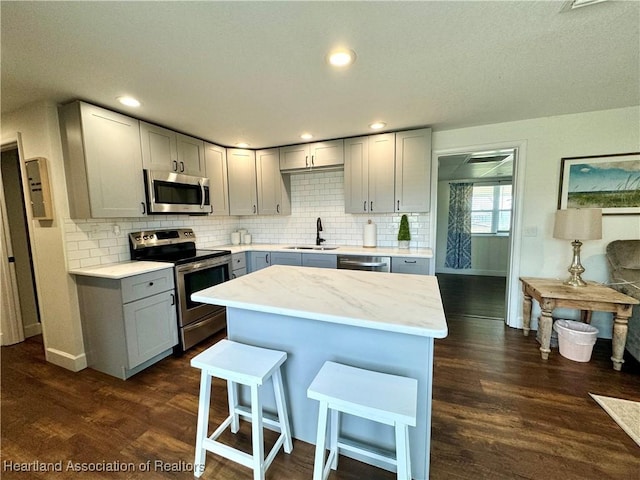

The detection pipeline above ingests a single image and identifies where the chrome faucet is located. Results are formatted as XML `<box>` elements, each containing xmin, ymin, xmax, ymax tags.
<box><xmin>316</xmin><ymin>217</ymin><xmax>325</xmax><ymax>246</ymax></box>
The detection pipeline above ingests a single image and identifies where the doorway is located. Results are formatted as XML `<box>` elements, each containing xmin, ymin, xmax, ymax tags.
<box><xmin>434</xmin><ymin>148</ymin><xmax>516</xmax><ymax>321</ymax></box>
<box><xmin>1</xmin><ymin>144</ymin><xmax>41</xmax><ymax>345</ymax></box>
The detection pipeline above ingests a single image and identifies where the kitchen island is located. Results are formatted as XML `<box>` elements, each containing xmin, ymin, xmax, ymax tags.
<box><xmin>191</xmin><ymin>265</ymin><xmax>447</xmax><ymax>480</ymax></box>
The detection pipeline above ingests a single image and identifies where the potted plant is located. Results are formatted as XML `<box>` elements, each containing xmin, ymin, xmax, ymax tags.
<box><xmin>397</xmin><ymin>214</ymin><xmax>411</xmax><ymax>249</ymax></box>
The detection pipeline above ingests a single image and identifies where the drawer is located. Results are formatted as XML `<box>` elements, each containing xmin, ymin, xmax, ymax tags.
<box><xmin>232</xmin><ymin>252</ymin><xmax>246</xmax><ymax>270</ymax></box>
<box><xmin>231</xmin><ymin>267</ymin><xmax>247</xmax><ymax>279</ymax></box>
<box><xmin>121</xmin><ymin>268</ymin><xmax>175</xmax><ymax>303</ymax></box>
<box><xmin>391</xmin><ymin>257</ymin><xmax>430</xmax><ymax>275</ymax></box>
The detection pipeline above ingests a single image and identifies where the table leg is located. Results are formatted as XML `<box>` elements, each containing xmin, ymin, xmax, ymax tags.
<box><xmin>539</xmin><ymin>299</ymin><xmax>554</xmax><ymax>360</ymax></box>
<box><xmin>523</xmin><ymin>292</ymin><xmax>532</xmax><ymax>337</ymax></box>
<box><xmin>611</xmin><ymin>314</ymin><xmax>629</xmax><ymax>371</ymax></box>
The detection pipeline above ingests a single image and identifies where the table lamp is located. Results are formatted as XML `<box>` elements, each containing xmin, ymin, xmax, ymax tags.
<box><xmin>553</xmin><ymin>208</ymin><xmax>602</xmax><ymax>287</ymax></box>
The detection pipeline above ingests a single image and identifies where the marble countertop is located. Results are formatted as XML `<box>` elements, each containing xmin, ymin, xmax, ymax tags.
<box><xmin>68</xmin><ymin>261</ymin><xmax>174</xmax><ymax>279</ymax></box>
<box><xmin>191</xmin><ymin>265</ymin><xmax>447</xmax><ymax>338</ymax></box>
<box><xmin>222</xmin><ymin>243</ymin><xmax>433</xmax><ymax>258</ymax></box>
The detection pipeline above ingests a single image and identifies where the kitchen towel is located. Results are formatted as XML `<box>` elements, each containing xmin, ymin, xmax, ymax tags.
<box><xmin>363</xmin><ymin>220</ymin><xmax>377</xmax><ymax>248</ymax></box>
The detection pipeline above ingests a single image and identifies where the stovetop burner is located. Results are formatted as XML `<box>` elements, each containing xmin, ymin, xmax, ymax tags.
<box><xmin>129</xmin><ymin>228</ymin><xmax>230</xmax><ymax>264</ymax></box>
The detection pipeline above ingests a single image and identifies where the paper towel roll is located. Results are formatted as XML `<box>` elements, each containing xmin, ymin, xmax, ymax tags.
<box><xmin>363</xmin><ymin>221</ymin><xmax>377</xmax><ymax>248</ymax></box>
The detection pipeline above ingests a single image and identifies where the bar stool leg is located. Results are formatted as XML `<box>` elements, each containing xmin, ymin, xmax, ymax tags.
<box><xmin>329</xmin><ymin>409</ymin><xmax>339</xmax><ymax>471</ymax></box>
<box><xmin>194</xmin><ymin>370</ymin><xmax>212</xmax><ymax>478</ymax></box>
<box><xmin>250</xmin><ymin>384</ymin><xmax>265</xmax><ymax>480</ymax></box>
<box><xmin>313</xmin><ymin>401</ymin><xmax>329</xmax><ymax>480</ymax></box>
<box><xmin>227</xmin><ymin>380</ymin><xmax>240</xmax><ymax>433</ymax></box>
<box><xmin>272</xmin><ymin>368</ymin><xmax>293</xmax><ymax>453</ymax></box>
<box><xmin>395</xmin><ymin>423</ymin><xmax>411</xmax><ymax>480</ymax></box>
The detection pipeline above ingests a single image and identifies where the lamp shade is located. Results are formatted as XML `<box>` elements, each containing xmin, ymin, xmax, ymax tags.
<box><xmin>553</xmin><ymin>208</ymin><xmax>602</xmax><ymax>240</ymax></box>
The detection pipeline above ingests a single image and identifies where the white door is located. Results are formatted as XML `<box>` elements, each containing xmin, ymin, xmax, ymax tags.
<box><xmin>0</xmin><ymin>143</ymin><xmax>25</xmax><ymax>346</ymax></box>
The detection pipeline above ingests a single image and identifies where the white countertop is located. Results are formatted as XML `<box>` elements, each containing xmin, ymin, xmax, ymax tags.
<box><xmin>222</xmin><ymin>243</ymin><xmax>433</xmax><ymax>258</ymax></box>
<box><xmin>68</xmin><ymin>261</ymin><xmax>174</xmax><ymax>279</ymax></box>
<box><xmin>191</xmin><ymin>265</ymin><xmax>447</xmax><ymax>338</ymax></box>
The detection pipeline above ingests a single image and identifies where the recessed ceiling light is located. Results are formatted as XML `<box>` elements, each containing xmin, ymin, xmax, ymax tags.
<box><xmin>236</xmin><ymin>142</ymin><xmax>250</xmax><ymax>148</ymax></box>
<box><xmin>300</xmin><ymin>133</ymin><xmax>313</xmax><ymax>140</ymax></box>
<box><xmin>369</xmin><ymin>122</ymin><xmax>386</xmax><ymax>130</ymax></box>
<box><xmin>327</xmin><ymin>48</ymin><xmax>356</xmax><ymax>67</ymax></box>
<box><xmin>117</xmin><ymin>96</ymin><xmax>141</xmax><ymax>107</ymax></box>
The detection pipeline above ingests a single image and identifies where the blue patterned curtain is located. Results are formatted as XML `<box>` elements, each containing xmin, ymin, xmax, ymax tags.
<box><xmin>445</xmin><ymin>183</ymin><xmax>472</xmax><ymax>269</ymax></box>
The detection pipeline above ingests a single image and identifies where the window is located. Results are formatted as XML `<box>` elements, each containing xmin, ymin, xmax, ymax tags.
<box><xmin>471</xmin><ymin>184</ymin><xmax>512</xmax><ymax>234</ymax></box>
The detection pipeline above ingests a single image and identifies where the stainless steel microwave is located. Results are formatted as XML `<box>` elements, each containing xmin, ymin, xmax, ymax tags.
<box><xmin>144</xmin><ymin>170</ymin><xmax>211</xmax><ymax>214</ymax></box>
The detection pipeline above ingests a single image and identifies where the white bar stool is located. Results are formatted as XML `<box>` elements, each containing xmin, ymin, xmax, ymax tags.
<box><xmin>191</xmin><ymin>339</ymin><xmax>293</xmax><ymax>480</ymax></box>
<box><xmin>307</xmin><ymin>361</ymin><xmax>418</xmax><ymax>480</ymax></box>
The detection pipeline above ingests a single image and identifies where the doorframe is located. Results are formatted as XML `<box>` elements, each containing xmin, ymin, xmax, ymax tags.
<box><xmin>430</xmin><ymin>139</ymin><xmax>527</xmax><ymax>329</ymax></box>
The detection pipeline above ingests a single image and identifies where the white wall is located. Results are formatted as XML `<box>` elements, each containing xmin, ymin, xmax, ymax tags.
<box><xmin>1</xmin><ymin>102</ymin><xmax>87</xmax><ymax>370</ymax></box>
<box><xmin>432</xmin><ymin>105</ymin><xmax>640</xmax><ymax>338</ymax></box>
<box><xmin>435</xmin><ymin>179</ymin><xmax>510</xmax><ymax>276</ymax></box>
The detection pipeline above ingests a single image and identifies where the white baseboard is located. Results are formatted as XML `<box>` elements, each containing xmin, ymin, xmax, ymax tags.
<box><xmin>23</xmin><ymin>322</ymin><xmax>42</xmax><ymax>338</ymax></box>
<box><xmin>45</xmin><ymin>347</ymin><xmax>87</xmax><ymax>372</ymax></box>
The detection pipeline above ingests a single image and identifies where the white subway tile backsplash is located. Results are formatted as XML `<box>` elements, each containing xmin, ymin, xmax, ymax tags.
<box><xmin>63</xmin><ymin>169</ymin><xmax>431</xmax><ymax>267</ymax></box>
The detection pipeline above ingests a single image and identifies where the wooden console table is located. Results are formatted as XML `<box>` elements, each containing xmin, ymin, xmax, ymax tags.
<box><xmin>520</xmin><ymin>277</ymin><xmax>639</xmax><ymax>371</ymax></box>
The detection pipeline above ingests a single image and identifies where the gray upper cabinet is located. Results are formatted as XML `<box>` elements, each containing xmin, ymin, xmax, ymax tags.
<box><xmin>344</xmin><ymin>133</ymin><xmax>395</xmax><ymax>214</ymax></box>
<box><xmin>279</xmin><ymin>139</ymin><xmax>344</xmax><ymax>172</ymax></box>
<box><xmin>58</xmin><ymin>101</ymin><xmax>147</xmax><ymax>218</ymax></box>
<box><xmin>227</xmin><ymin>148</ymin><xmax>258</xmax><ymax>216</ymax></box>
<box><xmin>345</xmin><ymin>129</ymin><xmax>432</xmax><ymax>214</ymax></box>
<box><xmin>204</xmin><ymin>142</ymin><xmax>229</xmax><ymax>216</ymax></box>
<box><xmin>256</xmin><ymin>148</ymin><xmax>291</xmax><ymax>215</ymax></box>
<box><xmin>395</xmin><ymin>128</ymin><xmax>432</xmax><ymax>212</ymax></box>
<box><xmin>140</xmin><ymin>121</ymin><xmax>205</xmax><ymax>176</ymax></box>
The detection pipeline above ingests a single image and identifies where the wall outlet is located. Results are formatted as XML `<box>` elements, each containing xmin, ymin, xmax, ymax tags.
<box><xmin>112</xmin><ymin>225</ymin><xmax>121</xmax><ymax>236</ymax></box>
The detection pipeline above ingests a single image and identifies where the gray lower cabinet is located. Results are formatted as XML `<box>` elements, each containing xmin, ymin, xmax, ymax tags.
<box><xmin>76</xmin><ymin>268</ymin><xmax>178</xmax><ymax>379</ymax></box>
<box><xmin>270</xmin><ymin>251</ymin><xmax>302</xmax><ymax>266</ymax></box>
<box><xmin>247</xmin><ymin>251</ymin><xmax>271</xmax><ymax>272</ymax></box>
<box><xmin>302</xmin><ymin>253</ymin><xmax>337</xmax><ymax>269</ymax></box>
<box><xmin>391</xmin><ymin>256</ymin><xmax>430</xmax><ymax>275</ymax></box>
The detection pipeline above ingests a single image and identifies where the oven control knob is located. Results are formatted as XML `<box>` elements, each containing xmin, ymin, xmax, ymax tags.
<box><xmin>135</xmin><ymin>236</ymin><xmax>141</xmax><ymax>241</ymax></box>
<box><xmin>150</xmin><ymin>234</ymin><xmax>155</xmax><ymax>239</ymax></box>
<box><xmin>143</xmin><ymin>235</ymin><xmax>148</xmax><ymax>240</ymax></box>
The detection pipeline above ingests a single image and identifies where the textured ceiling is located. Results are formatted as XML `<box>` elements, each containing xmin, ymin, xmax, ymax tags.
<box><xmin>2</xmin><ymin>1</ymin><xmax>639</xmax><ymax>149</ymax></box>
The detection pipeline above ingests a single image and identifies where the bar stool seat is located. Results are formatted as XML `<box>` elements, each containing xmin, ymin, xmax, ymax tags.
<box><xmin>191</xmin><ymin>339</ymin><xmax>293</xmax><ymax>480</ymax></box>
<box><xmin>307</xmin><ymin>361</ymin><xmax>418</xmax><ymax>480</ymax></box>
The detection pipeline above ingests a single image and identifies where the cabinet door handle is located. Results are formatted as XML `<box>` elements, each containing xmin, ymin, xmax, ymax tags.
<box><xmin>370</xmin><ymin>201</ymin><xmax>373</xmax><ymax>212</ymax></box>
<box><xmin>311</xmin><ymin>155</ymin><xmax>314</xmax><ymax>167</ymax></box>
<box><xmin>404</xmin><ymin>260</ymin><xmax>417</xmax><ymax>264</ymax></box>
<box><xmin>170</xmin><ymin>293</ymin><xmax>175</xmax><ymax>305</ymax></box>
<box><xmin>266</xmin><ymin>253</ymin><xmax>270</xmax><ymax>263</ymax></box>
<box><xmin>141</xmin><ymin>202</ymin><xmax>146</xmax><ymax>215</ymax></box>
<box><xmin>277</xmin><ymin>204</ymin><xmax>280</xmax><ymax>213</ymax></box>
<box><xmin>180</xmin><ymin>161</ymin><xmax>185</xmax><ymax>172</ymax></box>
<box><xmin>149</xmin><ymin>282</ymin><xmax>154</xmax><ymax>286</ymax></box>
<box><xmin>253</xmin><ymin>205</ymin><xmax>257</xmax><ymax>214</ymax></box>
<box><xmin>397</xmin><ymin>200</ymin><xmax>400</xmax><ymax>211</ymax></box>
<box><xmin>172</xmin><ymin>160</ymin><xmax>178</xmax><ymax>171</ymax></box>
<box><xmin>364</xmin><ymin>201</ymin><xmax>367</xmax><ymax>212</ymax></box>
<box><xmin>305</xmin><ymin>155</ymin><xmax>309</xmax><ymax>167</ymax></box>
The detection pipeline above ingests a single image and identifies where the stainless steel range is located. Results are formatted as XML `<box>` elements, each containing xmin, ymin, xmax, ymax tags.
<box><xmin>129</xmin><ymin>228</ymin><xmax>231</xmax><ymax>352</ymax></box>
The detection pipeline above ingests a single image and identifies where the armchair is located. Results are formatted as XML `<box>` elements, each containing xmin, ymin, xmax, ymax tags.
<box><xmin>605</xmin><ymin>240</ymin><xmax>640</xmax><ymax>362</ymax></box>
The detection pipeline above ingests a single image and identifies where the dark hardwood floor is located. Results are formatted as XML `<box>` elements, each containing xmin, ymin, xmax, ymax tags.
<box><xmin>2</xmin><ymin>316</ymin><xmax>639</xmax><ymax>479</ymax></box>
<box><xmin>436</xmin><ymin>274</ymin><xmax>507</xmax><ymax>320</ymax></box>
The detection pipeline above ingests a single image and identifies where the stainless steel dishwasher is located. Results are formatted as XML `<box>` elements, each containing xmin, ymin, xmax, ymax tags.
<box><xmin>337</xmin><ymin>255</ymin><xmax>391</xmax><ymax>272</ymax></box>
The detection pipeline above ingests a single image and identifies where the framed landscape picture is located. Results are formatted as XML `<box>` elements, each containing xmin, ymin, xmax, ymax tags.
<box><xmin>558</xmin><ymin>152</ymin><xmax>640</xmax><ymax>215</ymax></box>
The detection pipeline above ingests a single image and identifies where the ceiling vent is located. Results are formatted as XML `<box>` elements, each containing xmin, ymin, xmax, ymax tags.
<box><xmin>467</xmin><ymin>154</ymin><xmax>511</xmax><ymax>164</ymax></box>
<box><xmin>560</xmin><ymin>0</ymin><xmax>608</xmax><ymax>12</ymax></box>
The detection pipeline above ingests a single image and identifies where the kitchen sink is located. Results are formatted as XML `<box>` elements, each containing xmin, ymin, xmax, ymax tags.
<box><xmin>284</xmin><ymin>246</ymin><xmax>338</xmax><ymax>251</ymax></box>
